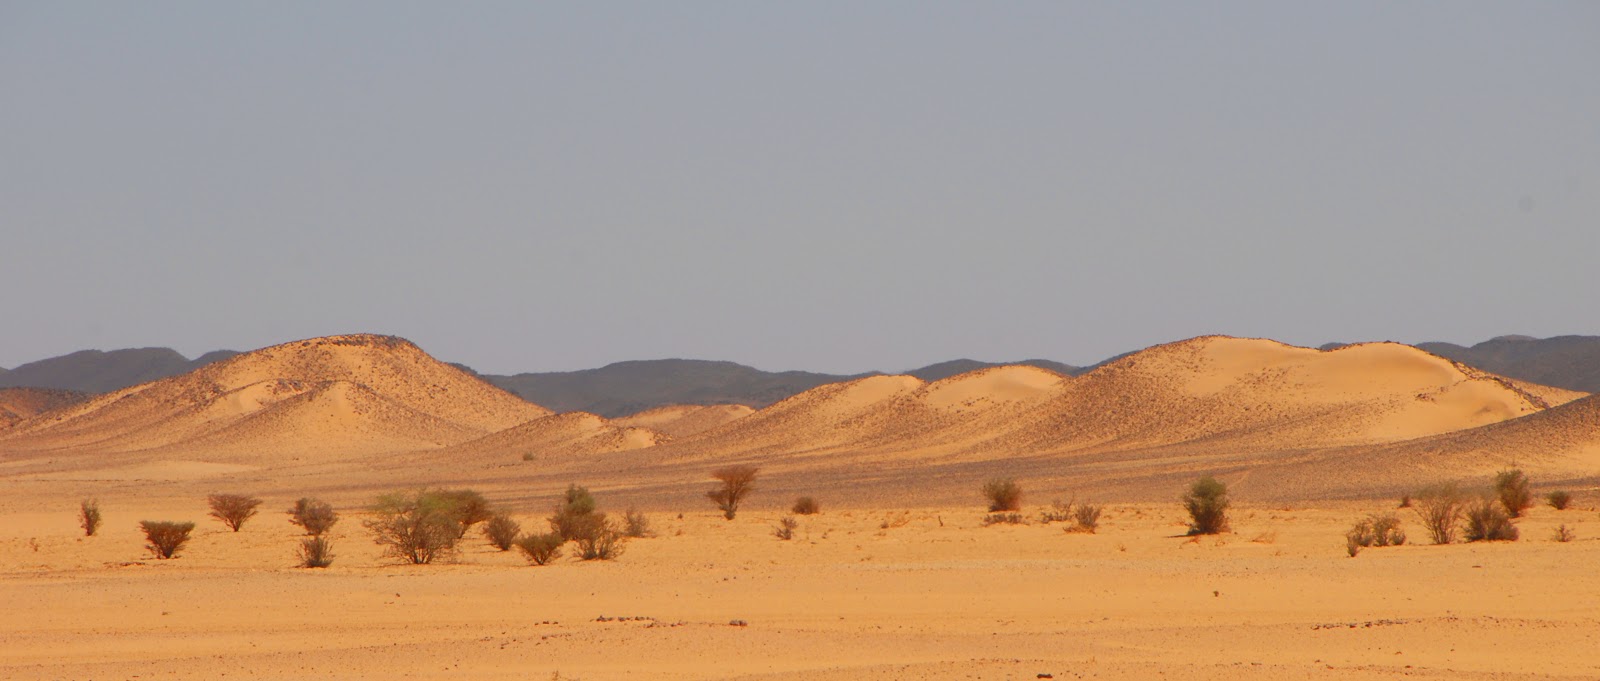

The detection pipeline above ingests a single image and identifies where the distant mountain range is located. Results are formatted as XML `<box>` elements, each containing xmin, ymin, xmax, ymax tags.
<box><xmin>2</xmin><ymin>335</ymin><xmax>1594</xmax><ymax>417</ymax></box>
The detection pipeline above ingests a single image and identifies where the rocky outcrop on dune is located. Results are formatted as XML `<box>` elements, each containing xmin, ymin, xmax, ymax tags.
<box><xmin>0</xmin><ymin>388</ymin><xmax>90</xmax><ymax>430</ymax></box>
<box><xmin>613</xmin><ymin>404</ymin><xmax>755</xmax><ymax>438</ymax></box>
<box><xmin>0</xmin><ymin>334</ymin><xmax>549</xmax><ymax>461</ymax></box>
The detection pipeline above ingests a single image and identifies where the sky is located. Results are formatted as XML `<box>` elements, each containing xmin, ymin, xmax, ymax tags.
<box><xmin>2</xmin><ymin>2</ymin><xmax>1597</xmax><ymax>374</ymax></box>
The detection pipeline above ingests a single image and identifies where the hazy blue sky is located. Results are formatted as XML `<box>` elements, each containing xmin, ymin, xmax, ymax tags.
<box><xmin>3</xmin><ymin>2</ymin><xmax>1596</xmax><ymax>374</ymax></box>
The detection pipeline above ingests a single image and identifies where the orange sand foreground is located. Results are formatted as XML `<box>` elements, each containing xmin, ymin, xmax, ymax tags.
<box><xmin>2</xmin><ymin>495</ymin><xmax>1597</xmax><ymax>680</ymax></box>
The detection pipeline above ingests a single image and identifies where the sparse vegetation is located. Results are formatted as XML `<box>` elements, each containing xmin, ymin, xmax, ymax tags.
<box><xmin>622</xmin><ymin>508</ymin><xmax>652</xmax><ymax>538</ymax></box>
<box><xmin>791</xmin><ymin>496</ymin><xmax>820</xmax><ymax>515</ymax></box>
<box><xmin>1071</xmin><ymin>503</ymin><xmax>1103</xmax><ymax>533</ymax></box>
<box><xmin>207</xmin><ymin>493</ymin><xmax>263</xmax><ymax>532</ymax></box>
<box><xmin>1398</xmin><ymin>493</ymin><xmax>1412</xmax><ymax>509</ymax></box>
<box><xmin>774</xmin><ymin>515</ymin><xmax>798</xmax><ymax>540</ymax></box>
<box><xmin>139</xmin><ymin>520</ymin><xmax>194</xmax><ymax>559</ymax></box>
<box><xmin>1464</xmin><ymin>495</ymin><xmax>1519</xmax><ymax>542</ymax></box>
<box><xmin>79</xmin><ymin>499</ymin><xmax>101</xmax><ymax>537</ymax></box>
<box><xmin>515</xmin><ymin>532</ymin><xmax>565</xmax><ymax>565</ymax></box>
<box><xmin>706</xmin><ymin>465</ymin><xmax>759</xmax><ymax>520</ymax></box>
<box><xmin>1553</xmin><ymin>524</ymin><xmax>1576</xmax><ymax>543</ymax></box>
<box><xmin>1493</xmin><ymin>469</ymin><xmax>1533</xmax><ymax>518</ymax></box>
<box><xmin>1182</xmin><ymin>476</ymin><xmax>1230</xmax><ymax>535</ymax></box>
<box><xmin>363</xmin><ymin>490</ymin><xmax>466</xmax><ymax>564</ymax></box>
<box><xmin>1412</xmin><ymin>484</ymin><xmax>1466</xmax><ymax>545</ymax></box>
<box><xmin>436</xmin><ymin>489</ymin><xmax>494</xmax><ymax>537</ymax></box>
<box><xmin>1346</xmin><ymin>513</ymin><xmax>1407</xmax><ymax>556</ymax></box>
<box><xmin>298</xmin><ymin>536</ymin><xmax>334</xmax><ymax>568</ymax></box>
<box><xmin>550</xmin><ymin>485</ymin><xmax>598</xmax><ymax>540</ymax></box>
<box><xmin>483</xmin><ymin>513</ymin><xmax>521</xmax><ymax>551</ymax></box>
<box><xmin>1547</xmin><ymin>491</ymin><xmax>1572</xmax><ymax>510</ymax></box>
<box><xmin>1040</xmin><ymin>499</ymin><xmax>1073</xmax><ymax>523</ymax></box>
<box><xmin>287</xmin><ymin>497</ymin><xmax>339</xmax><ymax>536</ymax></box>
<box><xmin>981</xmin><ymin>512</ymin><xmax>1024</xmax><ymax>526</ymax></box>
<box><xmin>981</xmin><ymin>478</ymin><xmax>1022</xmax><ymax>512</ymax></box>
<box><xmin>572</xmin><ymin>513</ymin><xmax>625</xmax><ymax>560</ymax></box>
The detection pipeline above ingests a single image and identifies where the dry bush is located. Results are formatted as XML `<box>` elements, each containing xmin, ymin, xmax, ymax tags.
<box><xmin>572</xmin><ymin>513</ymin><xmax>625</xmax><ymax>560</ymax></box>
<box><xmin>774</xmin><ymin>516</ymin><xmax>798</xmax><ymax>540</ymax></box>
<box><xmin>1040</xmin><ymin>500</ymin><xmax>1073</xmax><ymax>524</ymax></box>
<box><xmin>483</xmin><ymin>513</ymin><xmax>521</xmax><ymax>551</ymax></box>
<box><xmin>515</xmin><ymin>532</ymin><xmax>564</xmax><ymax>565</ymax></box>
<box><xmin>1412</xmin><ymin>484</ymin><xmax>1466</xmax><ymax>545</ymax></box>
<box><xmin>1182</xmin><ymin>477</ymin><xmax>1230</xmax><ymax>535</ymax></box>
<box><xmin>982</xmin><ymin>512</ymin><xmax>1024</xmax><ymax>526</ymax></box>
<box><xmin>79</xmin><ymin>499</ymin><xmax>101</xmax><ymax>537</ymax></box>
<box><xmin>1071</xmin><ymin>503</ymin><xmax>1103</xmax><ymax>533</ymax></box>
<box><xmin>1346</xmin><ymin>513</ymin><xmax>1407</xmax><ymax>556</ymax></box>
<box><xmin>550</xmin><ymin>485</ymin><xmax>598</xmax><ymax>540</ymax></box>
<box><xmin>436</xmin><ymin>489</ymin><xmax>494</xmax><ymax>537</ymax></box>
<box><xmin>981</xmin><ymin>478</ymin><xmax>1022</xmax><ymax>512</ymax></box>
<box><xmin>622</xmin><ymin>508</ymin><xmax>652</xmax><ymax>538</ymax></box>
<box><xmin>1397</xmin><ymin>493</ymin><xmax>1412</xmax><ymax>509</ymax></box>
<box><xmin>791</xmin><ymin>496</ymin><xmax>820</xmax><ymax>515</ymax></box>
<box><xmin>707</xmin><ymin>465</ymin><xmax>759</xmax><ymax>520</ymax></box>
<box><xmin>1464</xmin><ymin>496</ymin><xmax>1519</xmax><ymax>542</ymax></box>
<box><xmin>139</xmin><ymin>520</ymin><xmax>194</xmax><ymax>559</ymax></box>
<box><xmin>287</xmin><ymin>497</ymin><xmax>339</xmax><ymax>536</ymax></box>
<box><xmin>363</xmin><ymin>490</ymin><xmax>464</xmax><ymax>564</ymax></box>
<box><xmin>1553</xmin><ymin>524</ymin><xmax>1576</xmax><ymax>543</ymax></box>
<box><xmin>1493</xmin><ymin>469</ymin><xmax>1533</xmax><ymax>518</ymax></box>
<box><xmin>1547</xmin><ymin>491</ymin><xmax>1572</xmax><ymax>510</ymax></box>
<box><xmin>207</xmin><ymin>493</ymin><xmax>263</xmax><ymax>532</ymax></box>
<box><xmin>299</xmin><ymin>536</ymin><xmax>334</xmax><ymax>568</ymax></box>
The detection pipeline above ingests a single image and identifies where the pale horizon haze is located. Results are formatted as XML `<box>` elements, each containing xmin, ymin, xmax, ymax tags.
<box><xmin>3</xmin><ymin>2</ymin><xmax>1597</xmax><ymax>374</ymax></box>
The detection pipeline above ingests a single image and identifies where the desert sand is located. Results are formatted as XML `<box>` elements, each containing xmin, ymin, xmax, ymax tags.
<box><xmin>2</xmin><ymin>333</ymin><xmax>1597</xmax><ymax>679</ymax></box>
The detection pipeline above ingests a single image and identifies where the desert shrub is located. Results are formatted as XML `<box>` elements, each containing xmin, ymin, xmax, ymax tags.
<box><xmin>1493</xmin><ymin>469</ymin><xmax>1532</xmax><ymax>518</ymax></box>
<box><xmin>207</xmin><ymin>493</ymin><xmax>263</xmax><ymax>532</ymax></box>
<box><xmin>622</xmin><ymin>508</ymin><xmax>652</xmax><ymax>538</ymax></box>
<box><xmin>774</xmin><ymin>515</ymin><xmax>798</xmax><ymax>540</ymax></box>
<box><xmin>1411</xmin><ymin>484</ymin><xmax>1466</xmax><ymax>545</ymax></box>
<box><xmin>1464</xmin><ymin>496</ymin><xmax>1519</xmax><ymax>542</ymax></box>
<box><xmin>1041</xmin><ymin>500</ymin><xmax>1073</xmax><ymax>523</ymax></box>
<box><xmin>298</xmin><ymin>536</ymin><xmax>334</xmax><ymax>568</ymax></box>
<box><xmin>363</xmin><ymin>490</ymin><xmax>464</xmax><ymax>564</ymax></box>
<box><xmin>981</xmin><ymin>478</ymin><xmax>1022</xmax><ymax>512</ymax></box>
<box><xmin>1182</xmin><ymin>476</ymin><xmax>1230</xmax><ymax>535</ymax></box>
<box><xmin>572</xmin><ymin>513</ymin><xmax>625</xmax><ymax>560</ymax></box>
<box><xmin>515</xmin><ymin>532</ymin><xmax>565</xmax><ymax>565</ymax></box>
<box><xmin>435</xmin><ymin>489</ymin><xmax>494</xmax><ymax>537</ymax></box>
<box><xmin>706</xmin><ymin>465</ymin><xmax>759</xmax><ymax>520</ymax></box>
<box><xmin>139</xmin><ymin>520</ymin><xmax>195</xmax><ymax>559</ymax></box>
<box><xmin>1346</xmin><ymin>513</ymin><xmax>1407</xmax><ymax>556</ymax></box>
<box><xmin>1397</xmin><ymin>493</ymin><xmax>1412</xmax><ymax>509</ymax></box>
<box><xmin>550</xmin><ymin>484</ymin><xmax>598</xmax><ymax>540</ymax></box>
<box><xmin>792</xmin><ymin>496</ymin><xmax>820</xmax><ymax>515</ymax></box>
<box><xmin>1553</xmin><ymin>524</ymin><xmax>1576</xmax><ymax>543</ymax></box>
<box><xmin>287</xmin><ymin>497</ymin><xmax>340</xmax><ymax>536</ymax></box>
<box><xmin>1071</xmin><ymin>503</ymin><xmax>1103</xmax><ymax>533</ymax></box>
<box><xmin>483</xmin><ymin>513</ymin><xmax>521</xmax><ymax>551</ymax></box>
<box><xmin>981</xmin><ymin>512</ymin><xmax>1024</xmax><ymax>526</ymax></box>
<box><xmin>79</xmin><ymin>499</ymin><xmax>102</xmax><ymax>537</ymax></box>
<box><xmin>1547</xmin><ymin>491</ymin><xmax>1572</xmax><ymax>510</ymax></box>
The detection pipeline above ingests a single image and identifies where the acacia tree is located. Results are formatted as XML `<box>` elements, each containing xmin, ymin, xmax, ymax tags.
<box><xmin>706</xmin><ymin>465</ymin><xmax>759</xmax><ymax>520</ymax></box>
<box><xmin>208</xmin><ymin>494</ymin><xmax>263</xmax><ymax>532</ymax></box>
<box><xmin>363</xmin><ymin>490</ymin><xmax>465</xmax><ymax>564</ymax></box>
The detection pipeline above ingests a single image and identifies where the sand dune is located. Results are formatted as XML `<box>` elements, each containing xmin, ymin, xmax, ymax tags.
<box><xmin>437</xmin><ymin>411</ymin><xmax>670</xmax><ymax>464</ymax></box>
<box><xmin>0</xmin><ymin>334</ymin><xmax>548</xmax><ymax>464</ymax></box>
<box><xmin>0</xmin><ymin>387</ymin><xmax>89</xmax><ymax>430</ymax></box>
<box><xmin>613</xmin><ymin>404</ymin><xmax>755</xmax><ymax>438</ymax></box>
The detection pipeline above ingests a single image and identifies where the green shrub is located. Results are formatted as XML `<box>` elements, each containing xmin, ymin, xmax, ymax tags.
<box><xmin>515</xmin><ymin>532</ymin><xmax>564</xmax><ymax>565</ymax></box>
<box><xmin>707</xmin><ymin>465</ymin><xmax>759</xmax><ymax>520</ymax></box>
<box><xmin>79</xmin><ymin>499</ymin><xmax>102</xmax><ymax>537</ymax></box>
<box><xmin>1411</xmin><ymin>484</ymin><xmax>1465</xmax><ymax>545</ymax></box>
<box><xmin>483</xmin><ymin>513</ymin><xmax>521</xmax><ymax>551</ymax></box>
<box><xmin>1547</xmin><ymin>491</ymin><xmax>1572</xmax><ymax>510</ymax></box>
<box><xmin>1464</xmin><ymin>496</ymin><xmax>1519</xmax><ymax>542</ymax></box>
<box><xmin>1182</xmin><ymin>477</ymin><xmax>1230</xmax><ymax>535</ymax></box>
<box><xmin>981</xmin><ymin>478</ymin><xmax>1022</xmax><ymax>512</ymax></box>
<box><xmin>571</xmin><ymin>513</ymin><xmax>625</xmax><ymax>560</ymax></box>
<box><xmin>363</xmin><ymin>490</ymin><xmax>464</xmax><ymax>564</ymax></box>
<box><xmin>435</xmin><ymin>489</ymin><xmax>493</xmax><ymax>537</ymax></box>
<box><xmin>298</xmin><ymin>536</ymin><xmax>334</xmax><ymax>568</ymax></box>
<box><xmin>140</xmin><ymin>520</ymin><xmax>195</xmax><ymax>559</ymax></box>
<box><xmin>1493</xmin><ymin>469</ymin><xmax>1532</xmax><ymax>518</ymax></box>
<box><xmin>287</xmin><ymin>497</ymin><xmax>339</xmax><ymax>536</ymax></box>
<box><xmin>550</xmin><ymin>485</ymin><xmax>598</xmax><ymax>540</ymax></box>
<box><xmin>791</xmin><ymin>496</ymin><xmax>820</xmax><ymax>515</ymax></box>
<box><xmin>1346</xmin><ymin>513</ymin><xmax>1406</xmax><ymax>556</ymax></box>
<box><xmin>207</xmin><ymin>493</ymin><xmax>263</xmax><ymax>532</ymax></box>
